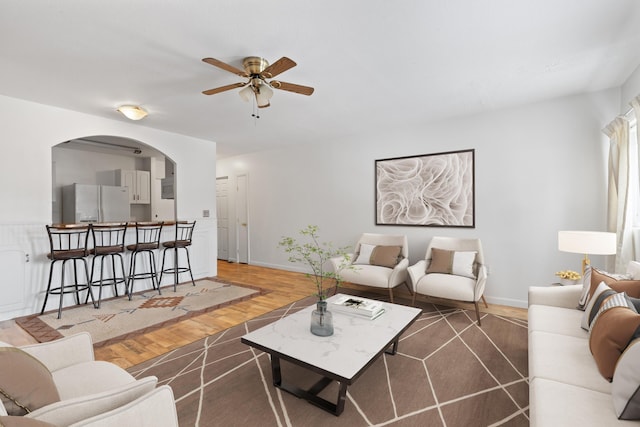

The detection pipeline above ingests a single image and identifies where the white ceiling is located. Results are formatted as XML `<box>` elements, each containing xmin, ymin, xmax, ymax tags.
<box><xmin>2</xmin><ymin>1</ymin><xmax>640</xmax><ymax>158</ymax></box>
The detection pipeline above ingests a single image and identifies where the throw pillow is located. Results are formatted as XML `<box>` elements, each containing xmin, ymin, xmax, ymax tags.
<box><xmin>589</xmin><ymin>298</ymin><xmax>640</xmax><ymax>381</ymax></box>
<box><xmin>0</xmin><ymin>347</ymin><xmax>60</xmax><ymax>416</ymax></box>
<box><xmin>426</xmin><ymin>248</ymin><xmax>477</xmax><ymax>279</ymax></box>
<box><xmin>369</xmin><ymin>245</ymin><xmax>402</xmax><ymax>268</ymax></box>
<box><xmin>0</xmin><ymin>417</ymin><xmax>56</xmax><ymax>427</ymax></box>
<box><xmin>612</xmin><ymin>338</ymin><xmax>640</xmax><ymax>420</ymax></box>
<box><xmin>577</xmin><ymin>264</ymin><xmax>593</xmax><ymax>310</ymax></box>
<box><xmin>581</xmin><ymin>281</ymin><xmax>615</xmax><ymax>331</ymax></box>
<box><xmin>352</xmin><ymin>243</ymin><xmax>375</xmax><ymax>265</ymax></box>
<box><xmin>585</xmin><ymin>268</ymin><xmax>639</xmax><ymax>306</ymax></box>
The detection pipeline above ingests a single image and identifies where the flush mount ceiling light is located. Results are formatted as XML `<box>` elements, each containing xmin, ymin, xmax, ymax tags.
<box><xmin>116</xmin><ymin>105</ymin><xmax>148</xmax><ymax>120</ymax></box>
<box><xmin>201</xmin><ymin>56</ymin><xmax>314</xmax><ymax>109</ymax></box>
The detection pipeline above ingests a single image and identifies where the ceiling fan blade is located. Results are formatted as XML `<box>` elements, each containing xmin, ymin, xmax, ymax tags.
<box><xmin>261</xmin><ymin>57</ymin><xmax>297</xmax><ymax>79</ymax></box>
<box><xmin>202</xmin><ymin>58</ymin><xmax>248</xmax><ymax>77</ymax></box>
<box><xmin>202</xmin><ymin>82</ymin><xmax>247</xmax><ymax>95</ymax></box>
<box><xmin>271</xmin><ymin>81</ymin><xmax>314</xmax><ymax>96</ymax></box>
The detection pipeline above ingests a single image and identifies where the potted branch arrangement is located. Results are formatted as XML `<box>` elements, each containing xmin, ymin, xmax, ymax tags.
<box><xmin>278</xmin><ymin>225</ymin><xmax>353</xmax><ymax>336</ymax></box>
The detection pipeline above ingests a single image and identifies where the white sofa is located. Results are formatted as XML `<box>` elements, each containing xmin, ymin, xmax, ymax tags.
<box><xmin>0</xmin><ymin>332</ymin><xmax>178</xmax><ymax>426</ymax></box>
<box><xmin>528</xmin><ymin>284</ymin><xmax>640</xmax><ymax>426</ymax></box>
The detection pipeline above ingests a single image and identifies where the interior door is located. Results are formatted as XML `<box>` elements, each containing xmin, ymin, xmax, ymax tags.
<box><xmin>236</xmin><ymin>174</ymin><xmax>249</xmax><ymax>264</ymax></box>
<box><xmin>216</xmin><ymin>177</ymin><xmax>229</xmax><ymax>261</ymax></box>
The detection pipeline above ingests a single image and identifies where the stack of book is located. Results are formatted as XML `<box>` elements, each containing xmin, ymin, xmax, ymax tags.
<box><xmin>330</xmin><ymin>295</ymin><xmax>386</xmax><ymax>320</ymax></box>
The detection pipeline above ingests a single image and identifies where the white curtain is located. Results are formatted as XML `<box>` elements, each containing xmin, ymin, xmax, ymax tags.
<box><xmin>604</xmin><ymin>116</ymin><xmax>632</xmax><ymax>272</ymax></box>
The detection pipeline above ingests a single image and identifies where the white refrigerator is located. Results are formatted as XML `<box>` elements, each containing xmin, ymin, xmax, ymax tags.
<box><xmin>62</xmin><ymin>184</ymin><xmax>130</xmax><ymax>223</ymax></box>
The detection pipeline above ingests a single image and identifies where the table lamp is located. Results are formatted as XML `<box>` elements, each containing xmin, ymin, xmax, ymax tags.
<box><xmin>557</xmin><ymin>230</ymin><xmax>617</xmax><ymax>277</ymax></box>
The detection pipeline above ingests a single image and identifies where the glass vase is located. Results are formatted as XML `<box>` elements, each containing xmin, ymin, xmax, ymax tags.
<box><xmin>310</xmin><ymin>300</ymin><xmax>334</xmax><ymax>336</ymax></box>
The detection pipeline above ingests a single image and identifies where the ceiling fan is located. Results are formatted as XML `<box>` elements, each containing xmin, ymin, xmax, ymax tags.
<box><xmin>201</xmin><ymin>56</ymin><xmax>314</xmax><ymax>108</ymax></box>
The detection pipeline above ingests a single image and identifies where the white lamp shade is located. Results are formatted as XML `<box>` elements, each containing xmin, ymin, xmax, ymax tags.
<box><xmin>116</xmin><ymin>105</ymin><xmax>148</xmax><ymax>120</ymax></box>
<box><xmin>255</xmin><ymin>84</ymin><xmax>273</xmax><ymax>108</ymax></box>
<box><xmin>558</xmin><ymin>231</ymin><xmax>617</xmax><ymax>255</ymax></box>
<box><xmin>238</xmin><ymin>85</ymin><xmax>253</xmax><ymax>102</ymax></box>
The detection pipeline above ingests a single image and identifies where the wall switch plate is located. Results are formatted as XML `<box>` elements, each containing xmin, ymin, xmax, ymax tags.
<box><xmin>203</xmin><ymin>209</ymin><xmax>210</xmax><ymax>217</ymax></box>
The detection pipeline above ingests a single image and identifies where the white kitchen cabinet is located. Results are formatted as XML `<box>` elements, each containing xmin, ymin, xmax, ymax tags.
<box><xmin>0</xmin><ymin>246</ymin><xmax>25</xmax><ymax>311</ymax></box>
<box><xmin>116</xmin><ymin>169</ymin><xmax>151</xmax><ymax>204</ymax></box>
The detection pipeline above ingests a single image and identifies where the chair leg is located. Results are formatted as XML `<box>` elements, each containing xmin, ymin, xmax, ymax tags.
<box><xmin>109</xmin><ymin>254</ymin><xmax>119</xmax><ymax>297</ymax></box>
<box><xmin>128</xmin><ymin>252</ymin><xmax>137</xmax><ymax>300</ymax></box>
<box><xmin>184</xmin><ymin>248</ymin><xmax>196</xmax><ymax>287</ymax></box>
<box><xmin>474</xmin><ymin>301</ymin><xmax>482</xmax><ymax>326</ymax></box>
<box><xmin>481</xmin><ymin>295</ymin><xmax>488</xmax><ymax>308</ymax></box>
<box><xmin>173</xmin><ymin>247</ymin><xmax>179</xmax><ymax>292</ymax></box>
<box><xmin>148</xmin><ymin>250</ymin><xmax>161</xmax><ymax>295</ymax></box>
<box><xmin>388</xmin><ymin>288</ymin><xmax>394</xmax><ymax>303</ymax></box>
<box><xmin>116</xmin><ymin>253</ymin><xmax>127</xmax><ymax>296</ymax></box>
<box><xmin>96</xmin><ymin>256</ymin><xmax>105</xmax><ymax>309</ymax></box>
<box><xmin>158</xmin><ymin>248</ymin><xmax>168</xmax><ymax>286</ymax></box>
<box><xmin>40</xmin><ymin>261</ymin><xmax>56</xmax><ymax>315</ymax></box>
<box><xmin>72</xmin><ymin>259</ymin><xmax>82</xmax><ymax>305</ymax></box>
<box><xmin>411</xmin><ymin>291</ymin><xmax>417</xmax><ymax>306</ymax></box>
<box><xmin>58</xmin><ymin>259</ymin><xmax>68</xmax><ymax>319</ymax></box>
<box><xmin>403</xmin><ymin>280</ymin><xmax>413</xmax><ymax>295</ymax></box>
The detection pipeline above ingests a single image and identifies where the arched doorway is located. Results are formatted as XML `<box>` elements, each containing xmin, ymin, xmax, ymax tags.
<box><xmin>51</xmin><ymin>135</ymin><xmax>176</xmax><ymax>224</ymax></box>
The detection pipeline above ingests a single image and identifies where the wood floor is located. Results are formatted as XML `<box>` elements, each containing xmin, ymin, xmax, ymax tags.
<box><xmin>0</xmin><ymin>261</ymin><xmax>527</xmax><ymax>369</ymax></box>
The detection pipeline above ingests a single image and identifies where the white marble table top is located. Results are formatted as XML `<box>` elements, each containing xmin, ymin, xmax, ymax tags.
<box><xmin>241</xmin><ymin>293</ymin><xmax>422</xmax><ymax>381</ymax></box>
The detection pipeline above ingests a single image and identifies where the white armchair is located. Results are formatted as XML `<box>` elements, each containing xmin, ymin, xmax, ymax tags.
<box><xmin>0</xmin><ymin>332</ymin><xmax>171</xmax><ymax>426</ymax></box>
<box><xmin>69</xmin><ymin>385</ymin><xmax>178</xmax><ymax>427</ymax></box>
<box><xmin>330</xmin><ymin>233</ymin><xmax>411</xmax><ymax>303</ymax></box>
<box><xmin>408</xmin><ymin>236</ymin><xmax>488</xmax><ymax>325</ymax></box>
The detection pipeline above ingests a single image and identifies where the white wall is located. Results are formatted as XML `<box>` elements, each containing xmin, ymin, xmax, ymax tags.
<box><xmin>622</xmin><ymin>63</ymin><xmax>640</xmax><ymax>109</ymax></box>
<box><xmin>217</xmin><ymin>89</ymin><xmax>620</xmax><ymax>308</ymax></box>
<box><xmin>0</xmin><ymin>94</ymin><xmax>217</xmax><ymax>320</ymax></box>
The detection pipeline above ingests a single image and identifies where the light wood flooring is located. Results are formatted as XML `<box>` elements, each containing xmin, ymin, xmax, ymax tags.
<box><xmin>0</xmin><ymin>261</ymin><xmax>527</xmax><ymax>369</ymax></box>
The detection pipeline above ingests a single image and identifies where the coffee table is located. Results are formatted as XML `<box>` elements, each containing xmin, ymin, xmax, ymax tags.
<box><xmin>240</xmin><ymin>293</ymin><xmax>422</xmax><ymax>416</ymax></box>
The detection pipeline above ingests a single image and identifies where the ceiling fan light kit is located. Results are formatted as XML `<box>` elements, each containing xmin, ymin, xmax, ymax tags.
<box><xmin>202</xmin><ymin>56</ymin><xmax>314</xmax><ymax>110</ymax></box>
<box><xmin>116</xmin><ymin>105</ymin><xmax>148</xmax><ymax>120</ymax></box>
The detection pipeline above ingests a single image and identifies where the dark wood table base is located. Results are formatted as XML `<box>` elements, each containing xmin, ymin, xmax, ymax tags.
<box><xmin>269</xmin><ymin>340</ymin><xmax>400</xmax><ymax>416</ymax></box>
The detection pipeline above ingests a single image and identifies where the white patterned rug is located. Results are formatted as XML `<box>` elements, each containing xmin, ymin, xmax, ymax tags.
<box><xmin>17</xmin><ymin>279</ymin><xmax>264</xmax><ymax>347</ymax></box>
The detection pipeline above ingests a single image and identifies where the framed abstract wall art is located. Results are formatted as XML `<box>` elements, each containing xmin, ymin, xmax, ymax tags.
<box><xmin>375</xmin><ymin>149</ymin><xmax>475</xmax><ymax>227</ymax></box>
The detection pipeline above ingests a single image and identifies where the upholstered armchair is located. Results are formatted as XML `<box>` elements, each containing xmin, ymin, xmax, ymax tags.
<box><xmin>330</xmin><ymin>233</ymin><xmax>411</xmax><ymax>303</ymax></box>
<box><xmin>408</xmin><ymin>236</ymin><xmax>488</xmax><ymax>325</ymax></box>
<box><xmin>0</xmin><ymin>332</ymin><xmax>176</xmax><ymax>426</ymax></box>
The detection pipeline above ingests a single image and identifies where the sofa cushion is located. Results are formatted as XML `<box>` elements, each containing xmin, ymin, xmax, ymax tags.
<box><xmin>627</xmin><ymin>260</ymin><xmax>640</xmax><ymax>280</ymax></box>
<box><xmin>414</xmin><ymin>273</ymin><xmax>476</xmax><ymax>301</ymax></box>
<box><xmin>352</xmin><ymin>243</ymin><xmax>375</xmax><ymax>265</ymax></box>
<box><xmin>67</xmin><ymin>385</ymin><xmax>177</xmax><ymax>427</ymax></box>
<box><xmin>341</xmin><ymin>265</ymin><xmax>397</xmax><ymax>288</ymax></box>
<box><xmin>589</xmin><ymin>302</ymin><xmax>640</xmax><ymax>381</ymax></box>
<box><xmin>0</xmin><ymin>347</ymin><xmax>60</xmax><ymax>416</ymax></box>
<box><xmin>0</xmin><ymin>417</ymin><xmax>56</xmax><ymax>427</ymax></box>
<box><xmin>369</xmin><ymin>245</ymin><xmax>402</xmax><ymax>268</ymax></box>
<box><xmin>52</xmin><ymin>361</ymin><xmax>136</xmax><ymax>400</ymax></box>
<box><xmin>528</xmin><ymin>304</ymin><xmax>586</xmax><ymax>338</ymax></box>
<box><xmin>27</xmin><ymin>377</ymin><xmax>157</xmax><ymax>426</ymax></box>
<box><xmin>426</xmin><ymin>248</ymin><xmax>477</xmax><ymax>279</ymax></box>
<box><xmin>612</xmin><ymin>338</ymin><xmax>640</xmax><ymax>420</ymax></box>
<box><xmin>530</xmin><ymin>378</ymin><xmax>625</xmax><ymax>427</ymax></box>
<box><xmin>529</xmin><ymin>331</ymin><xmax>611</xmax><ymax>394</ymax></box>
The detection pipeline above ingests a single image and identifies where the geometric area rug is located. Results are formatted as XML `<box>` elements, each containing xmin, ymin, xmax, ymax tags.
<box><xmin>127</xmin><ymin>292</ymin><xmax>529</xmax><ymax>426</ymax></box>
<box><xmin>16</xmin><ymin>279</ymin><xmax>265</xmax><ymax>348</ymax></box>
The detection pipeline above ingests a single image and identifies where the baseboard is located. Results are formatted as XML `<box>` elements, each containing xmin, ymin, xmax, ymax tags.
<box><xmin>236</xmin><ymin>261</ymin><xmax>529</xmax><ymax>309</ymax></box>
<box><xmin>485</xmin><ymin>296</ymin><xmax>528</xmax><ymax>309</ymax></box>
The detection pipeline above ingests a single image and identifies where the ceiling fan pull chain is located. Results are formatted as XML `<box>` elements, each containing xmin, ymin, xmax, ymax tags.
<box><xmin>251</xmin><ymin>97</ymin><xmax>260</xmax><ymax>121</ymax></box>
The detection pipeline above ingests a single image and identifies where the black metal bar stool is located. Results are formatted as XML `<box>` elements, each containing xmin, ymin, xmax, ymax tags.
<box><xmin>126</xmin><ymin>221</ymin><xmax>163</xmax><ymax>299</ymax></box>
<box><xmin>87</xmin><ymin>222</ymin><xmax>128</xmax><ymax>308</ymax></box>
<box><xmin>159</xmin><ymin>220</ymin><xmax>197</xmax><ymax>291</ymax></box>
<box><xmin>41</xmin><ymin>224</ymin><xmax>96</xmax><ymax>319</ymax></box>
